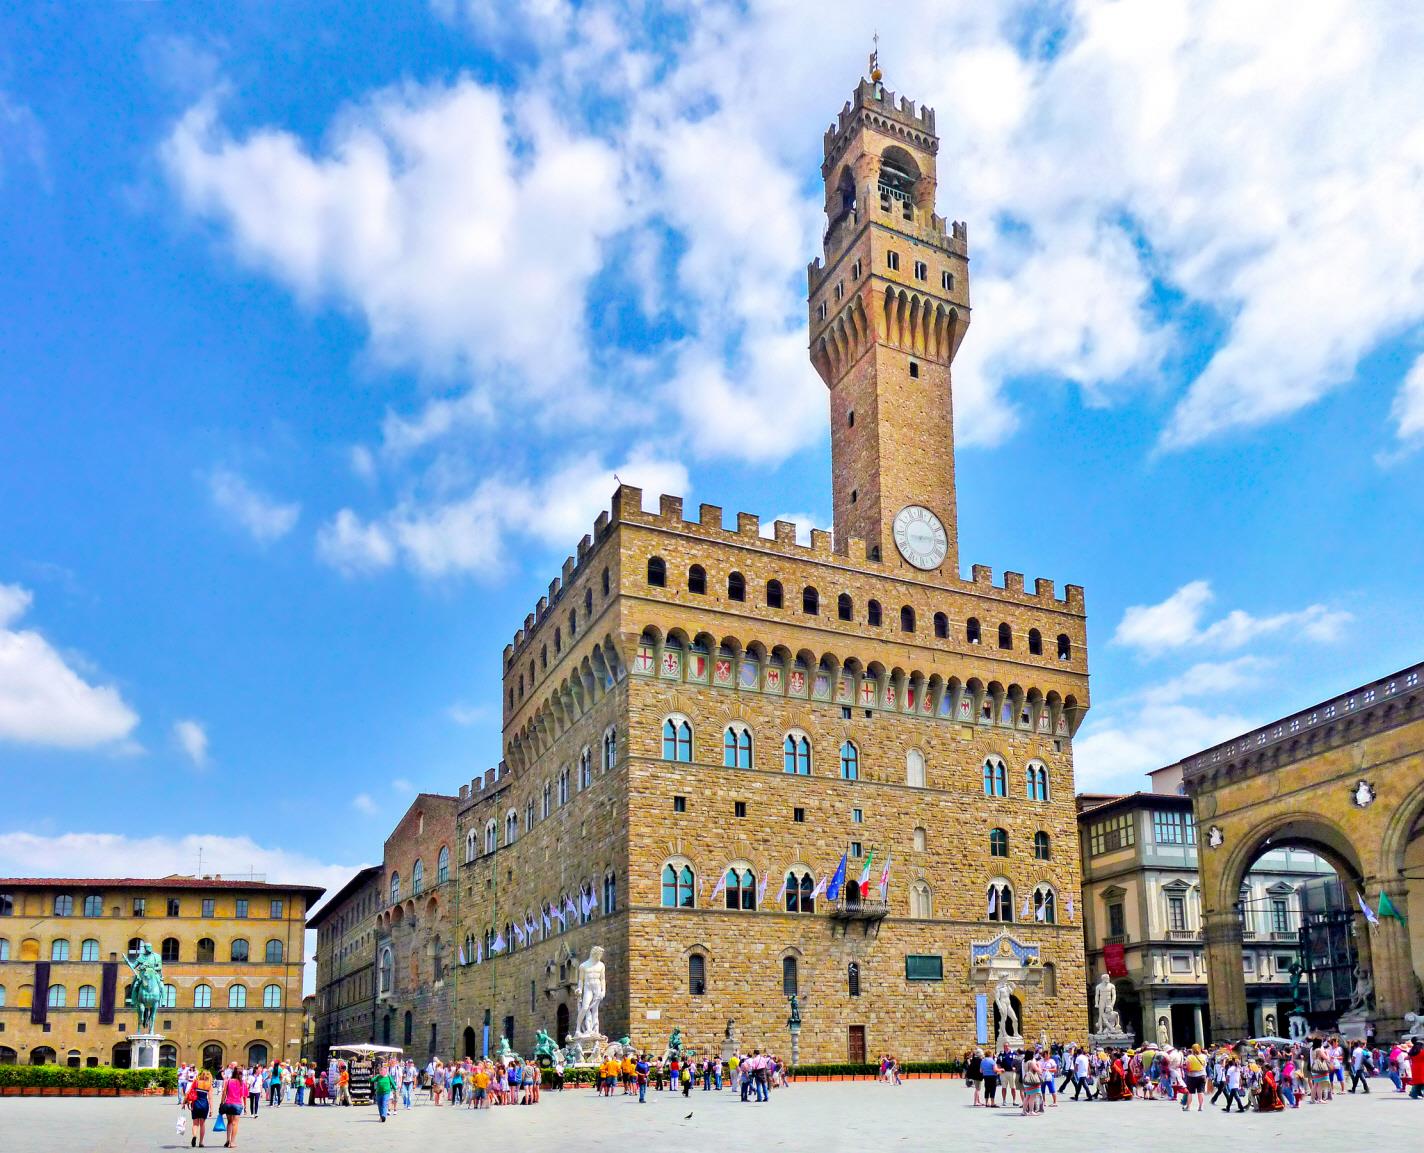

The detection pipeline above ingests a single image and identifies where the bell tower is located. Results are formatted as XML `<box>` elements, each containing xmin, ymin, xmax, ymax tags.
<box><xmin>808</xmin><ymin>56</ymin><xmax>970</xmax><ymax>576</ymax></box>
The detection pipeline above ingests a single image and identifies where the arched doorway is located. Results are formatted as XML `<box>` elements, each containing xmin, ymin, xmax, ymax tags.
<box><xmin>159</xmin><ymin>1044</ymin><xmax>178</xmax><ymax>1068</ymax></box>
<box><xmin>0</xmin><ymin>1046</ymin><xmax>17</xmax><ymax>1065</ymax></box>
<box><xmin>110</xmin><ymin>1042</ymin><xmax>131</xmax><ymax>1069</ymax></box>
<box><xmin>247</xmin><ymin>1042</ymin><xmax>269</xmax><ymax>1066</ymax></box>
<box><xmin>556</xmin><ymin>1003</ymin><xmax>570</xmax><ymax>1043</ymax></box>
<box><xmin>463</xmin><ymin>1026</ymin><xmax>477</xmax><ymax>1059</ymax></box>
<box><xmin>991</xmin><ymin>993</ymin><xmax>1024</xmax><ymax>1045</ymax></box>
<box><xmin>30</xmin><ymin>1046</ymin><xmax>57</xmax><ymax>1065</ymax></box>
<box><xmin>201</xmin><ymin>1043</ymin><xmax>224</xmax><ymax>1073</ymax></box>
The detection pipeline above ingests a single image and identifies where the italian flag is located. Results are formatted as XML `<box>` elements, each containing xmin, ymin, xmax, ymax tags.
<box><xmin>859</xmin><ymin>849</ymin><xmax>875</xmax><ymax>888</ymax></box>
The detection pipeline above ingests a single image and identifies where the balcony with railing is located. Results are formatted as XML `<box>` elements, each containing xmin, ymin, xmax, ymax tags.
<box><xmin>829</xmin><ymin>893</ymin><xmax>889</xmax><ymax>937</ymax></box>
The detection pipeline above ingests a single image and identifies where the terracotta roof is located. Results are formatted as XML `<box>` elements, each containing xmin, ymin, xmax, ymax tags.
<box><xmin>0</xmin><ymin>876</ymin><xmax>326</xmax><ymax>895</ymax></box>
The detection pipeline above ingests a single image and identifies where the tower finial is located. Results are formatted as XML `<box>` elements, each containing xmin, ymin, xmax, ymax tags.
<box><xmin>869</xmin><ymin>31</ymin><xmax>882</xmax><ymax>83</ymax></box>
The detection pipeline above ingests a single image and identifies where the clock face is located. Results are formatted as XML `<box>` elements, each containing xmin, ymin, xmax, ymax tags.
<box><xmin>892</xmin><ymin>505</ymin><xmax>948</xmax><ymax>570</ymax></box>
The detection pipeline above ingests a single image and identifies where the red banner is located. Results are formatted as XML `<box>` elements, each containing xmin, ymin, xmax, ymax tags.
<box><xmin>1104</xmin><ymin>943</ymin><xmax>1128</xmax><ymax>978</ymax></box>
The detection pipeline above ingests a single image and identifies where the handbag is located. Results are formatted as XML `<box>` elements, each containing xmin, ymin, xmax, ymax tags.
<box><xmin>176</xmin><ymin>1114</ymin><xmax>187</xmax><ymax>1136</ymax></box>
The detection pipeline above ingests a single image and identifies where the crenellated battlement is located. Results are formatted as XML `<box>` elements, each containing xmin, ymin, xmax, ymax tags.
<box><xmin>506</xmin><ymin>484</ymin><xmax>1084</xmax><ymax>660</ymax></box>
<box><xmin>809</xmin><ymin>196</ymin><xmax>968</xmax><ymax>289</ymax></box>
<box><xmin>823</xmin><ymin>78</ymin><xmax>937</xmax><ymax>166</ymax></box>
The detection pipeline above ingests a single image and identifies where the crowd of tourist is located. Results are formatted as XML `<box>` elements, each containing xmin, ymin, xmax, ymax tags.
<box><xmin>961</xmin><ymin>1035</ymin><xmax>1424</xmax><ymax>1115</ymax></box>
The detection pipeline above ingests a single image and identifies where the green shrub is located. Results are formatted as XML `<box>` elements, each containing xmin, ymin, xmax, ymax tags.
<box><xmin>0</xmin><ymin>1064</ymin><xmax>178</xmax><ymax>1091</ymax></box>
<box><xmin>787</xmin><ymin>1060</ymin><xmax>963</xmax><ymax>1077</ymax></box>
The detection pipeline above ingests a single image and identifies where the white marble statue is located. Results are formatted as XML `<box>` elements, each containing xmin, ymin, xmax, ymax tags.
<box><xmin>575</xmin><ymin>945</ymin><xmax>606</xmax><ymax>1037</ymax></box>
<box><xmin>1288</xmin><ymin>1013</ymin><xmax>1310</xmax><ymax>1041</ymax></box>
<box><xmin>1156</xmin><ymin>1016</ymin><xmax>1170</xmax><ymax>1046</ymax></box>
<box><xmin>1093</xmin><ymin>972</ymin><xmax>1121</xmax><ymax>1035</ymax></box>
<box><xmin>994</xmin><ymin>978</ymin><xmax>1019</xmax><ymax>1042</ymax></box>
<box><xmin>1346</xmin><ymin>965</ymin><xmax>1372</xmax><ymax>1013</ymax></box>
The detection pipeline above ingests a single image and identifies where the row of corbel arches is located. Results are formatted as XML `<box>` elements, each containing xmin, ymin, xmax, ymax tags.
<box><xmin>633</xmin><ymin>626</ymin><xmax>1083</xmax><ymax>735</ymax></box>
<box><xmin>813</xmin><ymin>288</ymin><xmax>963</xmax><ymax>380</ymax></box>
<box><xmin>505</xmin><ymin>632</ymin><xmax>626</xmax><ymax>774</ymax></box>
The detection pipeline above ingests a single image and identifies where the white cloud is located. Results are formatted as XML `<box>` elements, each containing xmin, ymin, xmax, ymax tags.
<box><xmin>1385</xmin><ymin>353</ymin><xmax>1424</xmax><ymax>457</ymax></box>
<box><xmin>316</xmin><ymin>508</ymin><xmax>397</xmax><ymax>576</ymax></box>
<box><xmin>1114</xmin><ymin>580</ymin><xmax>1351</xmax><ymax>654</ymax></box>
<box><xmin>392</xmin><ymin>778</ymin><xmax>415</xmax><ymax>794</ymax></box>
<box><xmin>445</xmin><ymin>703</ymin><xmax>486</xmax><ymax>726</ymax></box>
<box><xmin>351</xmin><ymin>793</ymin><xmax>378</xmax><ymax>815</ymax></box>
<box><xmin>208</xmin><ymin>468</ymin><xmax>300</xmax><ymax>544</ymax></box>
<box><xmin>0</xmin><ymin>831</ymin><xmax>366</xmax><ymax>994</ymax></box>
<box><xmin>0</xmin><ymin>89</ymin><xmax>47</xmax><ymax>186</ymax></box>
<box><xmin>0</xmin><ymin>583</ymin><xmax>140</xmax><ymax>749</ymax></box>
<box><xmin>1074</xmin><ymin>700</ymin><xmax>1257</xmax><ymax>792</ymax></box>
<box><xmin>173</xmin><ymin>718</ymin><xmax>209</xmax><ymax>766</ymax></box>
<box><xmin>318</xmin><ymin>452</ymin><xmax>688</xmax><ymax>580</ymax></box>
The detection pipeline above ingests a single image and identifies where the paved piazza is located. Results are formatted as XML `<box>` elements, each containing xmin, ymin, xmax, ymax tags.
<box><xmin>4</xmin><ymin>1083</ymin><xmax>1418</xmax><ymax>1152</ymax></box>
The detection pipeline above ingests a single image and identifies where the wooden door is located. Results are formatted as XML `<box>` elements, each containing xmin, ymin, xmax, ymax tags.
<box><xmin>848</xmin><ymin>1024</ymin><xmax>866</xmax><ymax>1064</ymax></box>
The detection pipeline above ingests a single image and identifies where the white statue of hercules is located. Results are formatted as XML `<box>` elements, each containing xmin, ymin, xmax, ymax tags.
<box><xmin>575</xmin><ymin>945</ymin><xmax>606</xmax><ymax>1037</ymax></box>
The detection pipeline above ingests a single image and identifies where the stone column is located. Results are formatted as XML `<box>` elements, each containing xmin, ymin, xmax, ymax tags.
<box><xmin>1369</xmin><ymin>878</ymin><xmax>1414</xmax><ymax>1037</ymax></box>
<box><xmin>1192</xmin><ymin>1005</ymin><xmax>1205</xmax><ymax>1047</ymax></box>
<box><xmin>1203</xmin><ymin>909</ymin><xmax>1248</xmax><ymax>1039</ymax></box>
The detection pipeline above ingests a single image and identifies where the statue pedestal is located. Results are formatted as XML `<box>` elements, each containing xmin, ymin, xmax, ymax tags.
<box><xmin>996</xmin><ymin>1032</ymin><xmax>1025</xmax><ymax>1051</ymax></box>
<box><xmin>1334</xmin><ymin>1011</ymin><xmax>1370</xmax><ymax>1043</ymax></box>
<box><xmin>1089</xmin><ymin>1031</ymin><xmax>1135</xmax><ymax>1051</ymax></box>
<box><xmin>130</xmin><ymin>1033</ymin><xmax>164</xmax><ymax>1070</ymax></box>
<box><xmin>1288</xmin><ymin>1012</ymin><xmax>1311</xmax><ymax>1041</ymax></box>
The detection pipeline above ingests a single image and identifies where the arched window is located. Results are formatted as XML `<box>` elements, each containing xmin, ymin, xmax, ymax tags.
<box><xmin>1057</xmin><ymin>633</ymin><xmax>1072</xmax><ymax>660</ymax></box>
<box><xmin>412</xmin><ymin>858</ymin><xmax>424</xmax><ymax>895</ymax></box>
<box><xmin>989</xmin><ymin>828</ymin><xmax>1009</xmax><ymax>858</ymax></box>
<box><xmin>647</xmin><ymin>557</ymin><xmax>666</xmax><ymax>587</ymax></box>
<box><xmin>264</xmin><ymin>939</ymin><xmax>283</xmax><ymax>964</ymax></box>
<box><xmin>466</xmin><ymin>828</ymin><xmax>477</xmax><ymax>862</ymax></box>
<box><xmin>390</xmin><ymin>872</ymin><xmax>400</xmax><ymax>904</ymax></box>
<box><xmin>228</xmin><ymin>984</ymin><xmax>247</xmax><ymax>1009</ymax></box>
<box><xmin>579</xmin><ymin>745</ymin><xmax>593</xmax><ymax>789</ymax></box>
<box><xmin>602</xmin><ymin>726</ymin><xmax>617</xmax><ymax>771</ymax></box>
<box><xmin>484</xmin><ymin>819</ymin><xmax>497</xmax><ymax>855</ymax></box>
<box><xmin>50</xmin><ymin>939</ymin><xmax>69</xmax><ymax>962</ymax></box>
<box><xmin>404</xmin><ymin>1011</ymin><xmax>413</xmax><ymax>1045</ymax></box>
<box><xmin>505</xmin><ymin>810</ymin><xmax>518</xmax><ymax>844</ymax></box>
<box><xmin>785</xmin><ymin>870</ymin><xmax>816</xmax><ymax>913</ymax></box>
<box><xmin>230</xmin><ymin>939</ymin><xmax>249</xmax><ymax>963</ymax></box>
<box><xmin>554</xmin><ymin>627</ymin><xmax>561</xmax><ymax>654</ymax></box>
<box><xmin>80</xmin><ymin>938</ymin><xmax>99</xmax><ymax>962</ymax></box>
<box><xmin>982</xmin><ymin>756</ymin><xmax>1007</xmax><ymax>797</ymax></box>
<box><xmin>906</xmin><ymin>749</ymin><xmax>926</xmax><ymax>788</ymax></box>
<box><xmin>196</xmin><ymin>938</ymin><xmax>216</xmax><ymax>963</ymax></box>
<box><xmin>568</xmin><ymin>608</ymin><xmax>576</xmax><ymax>637</ymax></box>
<box><xmin>82</xmin><ymin>894</ymin><xmax>103</xmax><ymax>917</ymax></box>
<box><xmin>438</xmin><ymin>845</ymin><xmax>450</xmax><ymax>884</ymax></box>
<box><xmin>803</xmin><ymin>586</ymin><xmax>819</xmax><ymax>615</ymax></box>
<box><xmin>724</xmin><ymin>868</ymin><xmax>757</xmax><ymax>911</ymax></box>
<box><xmin>1034</xmin><ymin>831</ymin><xmax>1051</xmax><ymax>860</ymax></box>
<box><xmin>688</xmin><ymin>953</ymin><xmax>707</xmax><ymax>996</ymax></box>
<box><xmin>900</xmin><ymin>605</ymin><xmax>915</xmax><ymax>632</ymax></box>
<box><xmin>47</xmin><ymin>984</ymin><xmax>66</xmax><ymax>1007</ymax></box>
<box><xmin>1033</xmin><ymin>884</ymin><xmax>1057</xmax><ymax>924</ymax></box>
<box><xmin>1026</xmin><ymin>762</ymin><xmax>1049</xmax><ymax>801</ymax></box>
<box><xmin>77</xmin><ymin>984</ymin><xmax>96</xmax><ymax>1008</ymax></box>
<box><xmin>910</xmin><ymin>880</ymin><xmax>933</xmax><ymax>919</ymax></box>
<box><xmin>839</xmin><ymin>740</ymin><xmax>859</xmax><ymax>781</ymax></box>
<box><xmin>848</xmin><ymin>961</ymin><xmax>861</xmax><ymax>997</ymax></box>
<box><xmin>687</xmin><ymin>564</ymin><xmax>706</xmax><ymax>594</ymax></box>
<box><xmin>601</xmin><ymin>567</ymin><xmax>610</xmax><ymax>596</ymax></box>
<box><xmin>782</xmin><ymin>956</ymin><xmax>799</xmax><ymax>997</ymax></box>
<box><xmin>558</xmin><ymin>768</ymin><xmax>570</xmax><ymax>805</ymax></box>
<box><xmin>766</xmin><ymin>579</ymin><xmax>783</xmax><ymax>609</ymax></box>
<box><xmin>161</xmin><ymin>937</ymin><xmax>180</xmax><ymax>963</ymax></box>
<box><xmin>867</xmin><ymin>599</ymin><xmax>882</xmax><ymax>626</ymax></box>
<box><xmin>722</xmin><ymin>724</ymin><xmax>753</xmax><ymax>769</ymax></box>
<box><xmin>913</xmin><ymin>826</ymin><xmax>927</xmax><ymax>852</ymax></box>
<box><xmin>966</xmin><ymin>617</ymin><xmax>981</xmax><ymax>644</ymax></box>
<box><xmin>727</xmin><ymin>571</ymin><xmax>745</xmax><ymax>601</ymax></box>
<box><xmin>988</xmin><ymin>882</ymin><xmax>1015</xmax><ymax>922</ymax></box>
<box><xmin>193</xmin><ymin>984</ymin><xmax>212</xmax><ymax>1009</ymax></box>
<box><xmin>660</xmin><ymin>863</ymin><xmax>695</xmax><ymax>908</ymax></box>
<box><xmin>782</xmin><ymin>732</ymin><xmax>811</xmax><ymax>775</ymax></box>
<box><xmin>1028</xmin><ymin>628</ymin><xmax>1043</xmax><ymax>655</ymax></box>
<box><xmin>837</xmin><ymin>593</ymin><xmax>853</xmax><ymax>621</ymax></box>
<box><xmin>603</xmin><ymin>871</ymin><xmax>617</xmax><ymax>915</ymax></box>
<box><xmin>263</xmin><ymin>983</ymin><xmax>282</xmax><ymax>1009</ymax></box>
<box><xmin>934</xmin><ymin>612</ymin><xmax>948</xmax><ymax>638</ymax></box>
<box><xmin>662</xmin><ymin>717</ymin><xmax>693</xmax><ymax>762</ymax></box>
<box><xmin>997</xmin><ymin>622</ymin><xmax>1012</xmax><ymax>649</ymax></box>
<box><xmin>378</xmin><ymin>948</ymin><xmax>393</xmax><ymax>995</ymax></box>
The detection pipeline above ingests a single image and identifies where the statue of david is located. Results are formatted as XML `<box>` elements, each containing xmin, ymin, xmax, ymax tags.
<box><xmin>574</xmin><ymin>945</ymin><xmax>606</xmax><ymax>1038</ymax></box>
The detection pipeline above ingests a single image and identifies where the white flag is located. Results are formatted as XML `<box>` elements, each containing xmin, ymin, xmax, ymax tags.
<box><xmin>811</xmin><ymin>874</ymin><xmax>828</xmax><ymax>900</ymax></box>
<box><xmin>1035</xmin><ymin>901</ymin><xmax>1047</xmax><ymax>922</ymax></box>
<box><xmin>988</xmin><ymin>888</ymin><xmax>997</xmax><ymax>917</ymax></box>
<box><xmin>775</xmin><ymin>874</ymin><xmax>789</xmax><ymax>904</ymax></box>
<box><xmin>1021</xmin><ymin>895</ymin><xmax>1031</xmax><ymax>920</ymax></box>
<box><xmin>458</xmin><ymin>944</ymin><xmax>467</xmax><ymax>966</ymax></box>
<box><xmin>491</xmin><ymin>931</ymin><xmax>505</xmax><ymax>955</ymax></box>
<box><xmin>543</xmin><ymin>908</ymin><xmax>552</xmax><ymax>934</ymax></box>
<box><xmin>711</xmin><ymin>871</ymin><xmax>728</xmax><ymax>901</ymax></box>
<box><xmin>1358</xmin><ymin>891</ymin><xmax>1380</xmax><ymax>926</ymax></box>
<box><xmin>1066</xmin><ymin>895</ymin><xmax>1075</xmax><ymax>922</ymax></box>
<box><xmin>564</xmin><ymin>894</ymin><xmax>577</xmax><ymax>917</ymax></box>
<box><xmin>756</xmin><ymin>872</ymin><xmax>768</xmax><ymax>907</ymax></box>
<box><xmin>513</xmin><ymin>922</ymin><xmax>526</xmax><ymax>946</ymax></box>
<box><xmin>475</xmin><ymin>940</ymin><xmax>482</xmax><ymax>965</ymax></box>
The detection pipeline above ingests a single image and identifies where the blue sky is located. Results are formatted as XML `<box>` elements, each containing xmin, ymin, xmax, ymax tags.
<box><xmin>2</xmin><ymin>1</ymin><xmax>1422</xmax><ymax>894</ymax></box>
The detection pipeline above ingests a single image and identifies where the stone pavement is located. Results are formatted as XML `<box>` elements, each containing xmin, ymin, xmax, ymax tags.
<box><xmin>3</xmin><ymin>1080</ymin><xmax>1419</xmax><ymax>1152</ymax></box>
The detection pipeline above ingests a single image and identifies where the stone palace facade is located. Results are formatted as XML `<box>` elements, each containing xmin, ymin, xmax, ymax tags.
<box><xmin>335</xmin><ymin>67</ymin><xmax>1094</xmax><ymax>1065</ymax></box>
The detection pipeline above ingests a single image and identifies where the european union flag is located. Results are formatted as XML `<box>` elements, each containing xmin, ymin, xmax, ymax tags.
<box><xmin>825</xmin><ymin>853</ymin><xmax>848</xmax><ymax>902</ymax></box>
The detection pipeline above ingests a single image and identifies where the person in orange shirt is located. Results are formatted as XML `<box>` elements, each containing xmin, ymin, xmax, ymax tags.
<box><xmin>336</xmin><ymin>1064</ymin><xmax>352</xmax><ymax>1107</ymax></box>
<box><xmin>622</xmin><ymin>1055</ymin><xmax>636</xmax><ymax>1095</ymax></box>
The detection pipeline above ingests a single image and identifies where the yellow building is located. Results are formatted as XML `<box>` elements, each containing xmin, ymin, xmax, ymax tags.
<box><xmin>0</xmin><ymin>876</ymin><xmax>323</xmax><ymax>1070</ymax></box>
<box><xmin>424</xmin><ymin>66</ymin><xmax>1092</xmax><ymax>1065</ymax></box>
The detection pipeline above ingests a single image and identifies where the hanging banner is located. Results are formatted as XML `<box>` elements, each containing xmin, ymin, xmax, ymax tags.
<box><xmin>1104</xmin><ymin>943</ymin><xmax>1128</xmax><ymax>978</ymax></box>
<box><xmin>975</xmin><ymin>992</ymin><xmax>989</xmax><ymax>1045</ymax></box>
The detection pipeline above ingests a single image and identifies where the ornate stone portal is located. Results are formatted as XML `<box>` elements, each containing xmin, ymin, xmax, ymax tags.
<box><xmin>970</xmin><ymin>933</ymin><xmax>1043</xmax><ymax>1048</ymax></box>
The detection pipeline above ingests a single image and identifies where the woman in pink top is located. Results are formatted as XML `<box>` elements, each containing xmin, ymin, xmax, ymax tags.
<box><xmin>219</xmin><ymin>1066</ymin><xmax>247</xmax><ymax>1147</ymax></box>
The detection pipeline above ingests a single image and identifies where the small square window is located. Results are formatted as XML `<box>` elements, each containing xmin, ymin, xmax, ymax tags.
<box><xmin>734</xmin><ymin>801</ymin><xmax>747</xmax><ymax>819</ymax></box>
<box><xmin>235</xmin><ymin>899</ymin><xmax>248</xmax><ymax>918</ymax></box>
<box><xmin>202</xmin><ymin>899</ymin><xmax>215</xmax><ymax>918</ymax></box>
<box><xmin>850</xmin><ymin>841</ymin><xmax>863</xmax><ymax>858</ymax></box>
<box><xmin>166</xmin><ymin>899</ymin><xmax>180</xmax><ymax>917</ymax></box>
<box><xmin>841</xmin><ymin>706</ymin><xmax>852</xmax><ymax>720</ymax></box>
<box><xmin>77</xmin><ymin>1022</ymin><xmax>86</xmax><ymax>1033</ymax></box>
<box><xmin>131</xmin><ymin>898</ymin><xmax>145</xmax><ymax>917</ymax></box>
<box><xmin>852</xmin><ymin>808</ymin><xmax>863</xmax><ymax>824</ymax></box>
<box><xmin>793</xmin><ymin>807</ymin><xmax>806</xmax><ymax>823</ymax></box>
<box><xmin>909</xmin><ymin>360</ymin><xmax>920</xmax><ymax>379</ymax></box>
<box><xmin>863</xmin><ymin>709</ymin><xmax>873</xmax><ymax>719</ymax></box>
<box><xmin>673</xmin><ymin>795</ymin><xmax>686</xmax><ymax>813</ymax></box>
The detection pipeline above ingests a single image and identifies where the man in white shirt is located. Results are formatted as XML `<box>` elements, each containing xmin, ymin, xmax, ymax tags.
<box><xmin>1072</xmin><ymin>1048</ymin><xmax>1092</xmax><ymax>1099</ymax></box>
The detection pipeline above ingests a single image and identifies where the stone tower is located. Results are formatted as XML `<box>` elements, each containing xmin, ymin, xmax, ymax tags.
<box><xmin>808</xmin><ymin>68</ymin><xmax>970</xmax><ymax>576</ymax></box>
